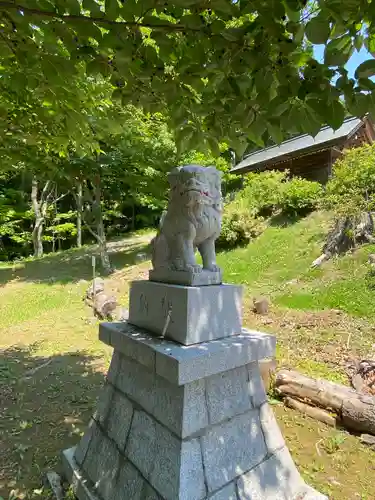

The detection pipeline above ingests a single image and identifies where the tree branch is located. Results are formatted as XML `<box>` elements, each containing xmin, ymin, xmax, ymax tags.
<box><xmin>52</xmin><ymin>191</ymin><xmax>70</xmax><ymax>205</ymax></box>
<box><xmin>0</xmin><ymin>2</ymin><xmax>200</xmax><ymax>31</ymax></box>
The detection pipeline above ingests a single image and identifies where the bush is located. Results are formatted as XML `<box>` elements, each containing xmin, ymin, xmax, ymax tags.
<box><xmin>324</xmin><ymin>143</ymin><xmax>375</xmax><ymax>216</ymax></box>
<box><xmin>239</xmin><ymin>170</ymin><xmax>286</xmax><ymax>216</ymax></box>
<box><xmin>279</xmin><ymin>177</ymin><xmax>322</xmax><ymax>216</ymax></box>
<box><xmin>217</xmin><ymin>170</ymin><xmax>322</xmax><ymax>248</ymax></box>
<box><xmin>217</xmin><ymin>205</ymin><xmax>265</xmax><ymax>248</ymax></box>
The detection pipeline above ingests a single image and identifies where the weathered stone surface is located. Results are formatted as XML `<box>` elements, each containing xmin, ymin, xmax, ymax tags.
<box><xmin>115</xmin><ymin>354</ymin><xmax>208</xmax><ymax>438</ymax></box>
<box><xmin>181</xmin><ymin>378</ymin><xmax>209</xmax><ymax>438</ymax></box>
<box><xmin>236</xmin><ymin>446</ymin><xmax>306</xmax><ymax>500</ymax></box>
<box><xmin>106</xmin><ymin>349</ymin><xmax>121</xmax><ymax>384</ymax></box>
<box><xmin>260</xmin><ymin>403</ymin><xmax>285</xmax><ymax>453</ymax></box>
<box><xmin>208</xmin><ymin>482</ymin><xmax>237</xmax><ymax>500</ymax></box>
<box><xmin>177</xmin><ymin>438</ymin><xmax>207</xmax><ymax>500</ymax></box>
<box><xmin>126</xmin><ymin>411</ymin><xmax>157</xmax><ymax>479</ymax></box>
<box><xmin>82</xmin><ymin>426</ymin><xmax>120</xmax><ymax>500</ymax></box>
<box><xmin>106</xmin><ymin>391</ymin><xmax>134</xmax><ymax>451</ymax></box>
<box><xmin>128</xmin><ymin>281</ymin><xmax>242</xmax><ymax>345</ymax></box>
<box><xmin>150</xmin><ymin>165</ymin><xmax>223</xmax><ymax>285</ymax></box>
<box><xmin>93</xmin><ymin>383</ymin><xmax>113</xmax><ymax>426</ymax></box>
<box><xmin>100</xmin><ymin>322</ymin><xmax>155</xmax><ymax>371</ymax></box>
<box><xmin>112</xmin><ymin>459</ymin><xmax>144</xmax><ymax>500</ymax></box>
<box><xmin>149</xmin><ymin>268</ymin><xmax>223</xmax><ymax>287</ymax></box>
<box><xmin>100</xmin><ymin>322</ymin><xmax>276</xmax><ymax>385</ymax></box>
<box><xmin>62</xmin><ymin>447</ymin><xmax>100</xmax><ymax>500</ymax></box>
<box><xmin>126</xmin><ymin>410</ymin><xmax>206</xmax><ymax>500</ymax></box>
<box><xmin>205</xmin><ymin>366</ymin><xmax>252</xmax><ymax>424</ymax></box>
<box><xmin>141</xmin><ymin>484</ymin><xmax>164</xmax><ymax>500</ymax></box>
<box><xmin>248</xmin><ymin>362</ymin><xmax>267</xmax><ymax>408</ymax></box>
<box><xmin>201</xmin><ymin>410</ymin><xmax>267</xmax><ymax>492</ymax></box>
<box><xmin>74</xmin><ymin>419</ymin><xmax>96</xmax><ymax>466</ymax></box>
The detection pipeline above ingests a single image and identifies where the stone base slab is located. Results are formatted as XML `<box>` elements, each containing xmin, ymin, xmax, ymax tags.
<box><xmin>149</xmin><ymin>268</ymin><xmax>222</xmax><ymax>286</ymax></box>
<box><xmin>63</xmin><ymin>343</ymin><xmax>327</xmax><ymax>500</ymax></box>
<box><xmin>99</xmin><ymin>322</ymin><xmax>275</xmax><ymax>385</ymax></box>
<box><xmin>128</xmin><ymin>280</ymin><xmax>242</xmax><ymax>345</ymax></box>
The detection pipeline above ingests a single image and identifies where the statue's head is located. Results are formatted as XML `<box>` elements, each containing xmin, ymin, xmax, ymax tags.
<box><xmin>168</xmin><ymin>165</ymin><xmax>222</xmax><ymax>208</ymax></box>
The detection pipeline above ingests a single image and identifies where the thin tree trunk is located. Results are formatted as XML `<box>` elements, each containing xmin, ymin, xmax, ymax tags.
<box><xmin>32</xmin><ymin>220</ymin><xmax>44</xmax><ymax>258</ymax></box>
<box><xmin>131</xmin><ymin>201</ymin><xmax>135</xmax><ymax>231</ymax></box>
<box><xmin>31</xmin><ymin>177</ymin><xmax>45</xmax><ymax>258</ymax></box>
<box><xmin>76</xmin><ymin>182</ymin><xmax>83</xmax><ymax>248</ymax></box>
<box><xmin>93</xmin><ymin>177</ymin><xmax>112</xmax><ymax>274</ymax></box>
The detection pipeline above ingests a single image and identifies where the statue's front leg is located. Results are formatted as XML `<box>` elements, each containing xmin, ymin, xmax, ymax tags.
<box><xmin>172</xmin><ymin>234</ymin><xmax>201</xmax><ymax>272</ymax></box>
<box><xmin>199</xmin><ymin>237</ymin><xmax>220</xmax><ymax>272</ymax></box>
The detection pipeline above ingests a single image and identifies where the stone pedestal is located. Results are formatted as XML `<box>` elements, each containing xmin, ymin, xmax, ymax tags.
<box><xmin>62</xmin><ymin>321</ymin><xmax>326</xmax><ymax>500</ymax></box>
<box><xmin>128</xmin><ymin>280</ymin><xmax>242</xmax><ymax>345</ymax></box>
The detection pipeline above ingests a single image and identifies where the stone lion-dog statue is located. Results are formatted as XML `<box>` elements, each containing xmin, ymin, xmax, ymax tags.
<box><xmin>150</xmin><ymin>164</ymin><xmax>223</xmax><ymax>285</ymax></box>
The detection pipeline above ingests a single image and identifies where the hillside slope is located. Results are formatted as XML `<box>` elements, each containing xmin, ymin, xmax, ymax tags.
<box><xmin>1</xmin><ymin>214</ymin><xmax>375</xmax><ymax>499</ymax></box>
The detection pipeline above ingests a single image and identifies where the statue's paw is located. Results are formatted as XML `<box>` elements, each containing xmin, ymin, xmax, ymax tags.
<box><xmin>204</xmin><ymin>264</ymin><xmax>221</xmax><ymax>272</ymax></box>
<box><xmin>186</xmin><ymin>264</ymin><xmax>202</xmax><ymax>274</ymax></box>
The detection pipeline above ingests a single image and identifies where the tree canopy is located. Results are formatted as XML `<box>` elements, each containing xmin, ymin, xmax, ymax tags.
<box><xmin>1</xmin><ymin>0</ymin><xmax>374</xmax><ymax>155</ymax></box>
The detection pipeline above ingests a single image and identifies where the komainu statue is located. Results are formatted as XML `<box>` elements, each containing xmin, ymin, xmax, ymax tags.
<box><xmin>150</xmin><ymin>164</ymin><xmax>223</xmax><ymax>286</ymax></box>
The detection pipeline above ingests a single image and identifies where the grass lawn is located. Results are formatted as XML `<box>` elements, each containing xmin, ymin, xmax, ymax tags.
<box><xmin>1</xmin><ymin>213</ymin><xmax>375</xmax><ymax>499</ymax></box>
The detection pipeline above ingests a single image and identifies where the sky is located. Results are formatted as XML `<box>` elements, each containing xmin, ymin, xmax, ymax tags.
<box><xmin>313</xmin><ymin>45</ymin><xmax>372</xmax><ymax>78</ymax></box>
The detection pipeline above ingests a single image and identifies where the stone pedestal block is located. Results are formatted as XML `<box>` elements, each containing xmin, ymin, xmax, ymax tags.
<box><xmin>128</xmin><ymin>280</ymin><xmax>242</xmax><ymax>345</ymax></box>
<box><xmin>149</xmin><ymin>268</ymin><xmax>222</xmax><ymax>286</ymax></box>
<box><xmin>62</xmin><ymin>323</ymin><xmax>327</xmax><ymax>500</ymax></box>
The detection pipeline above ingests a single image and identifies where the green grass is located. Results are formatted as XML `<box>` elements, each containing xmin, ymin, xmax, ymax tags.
<box><xmin>218</xmin><ymin>211</ymin><xmax>375</xmax><ymax>318</ymax></box>
<box><xmin>1</xmin><ymin>217</ymin><xmax>375</xmax><ymax>499</ymax></box>
<box><xmin>217</xmin><ymin>211</ymin><xmax>330</xmax><ymax>295</ymax></box>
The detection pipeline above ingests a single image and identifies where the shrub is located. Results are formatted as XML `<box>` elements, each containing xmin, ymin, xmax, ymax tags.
<box><xmin>324</xmin><ymin>143</ymin><xmax>375</xmax><ymax>216</ymax></box>
<box><xmin>279</xmin><ymin>177</ymin><xmax>322</xmax><ymax>216</ymax></box>
<box><xmin>239</xmin><ymin>170</ymin><xmax>286</xmax><ymax>215</ymax></box>
<box><xmin>217</xmin><ymin>205</ymin><xmax>265</xmax><ymax>248</ymax></box>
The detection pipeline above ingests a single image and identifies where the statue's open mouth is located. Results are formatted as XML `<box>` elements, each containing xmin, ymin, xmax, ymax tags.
<box><xmin>185</xmin><ymin>188</ymin><xmax>210</xmax><ymax>196</ymax></box>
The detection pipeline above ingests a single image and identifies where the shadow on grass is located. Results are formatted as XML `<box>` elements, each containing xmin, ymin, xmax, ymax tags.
<box><xmin>268</xmin><ymin>212</ymin><xmax>305</xmax><ymax>227</ymax></box>
<box><xmin>0</xmin><ymin>343</ymin><xmax>108</xmax><ymax>498</ymax></box>
<box><xmin>0</xmin><ymin>240</ymin><xmax>151</xmax><ymax>287</ymax></box>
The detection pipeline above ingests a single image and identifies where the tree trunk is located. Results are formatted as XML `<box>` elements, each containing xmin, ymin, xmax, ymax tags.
<box><xmin>32</xmin><ymin>220</ymin><xmax>44</xmax><ymax>258</ymax></box>
<box><xmin>275</xmin><ymin>370</ymin><xmax>375</xmax><ymax>435</ymax></box>
<box><xmin>93</xmin><ymin>177</ymin><xmax>112</xmax><ymax>274</ymax></box>
<box><xmin>76</xmin><ymin>182</ymin><xmax>83</xmax><ymax>248</ymax></box>
<box><xmin>31</xmin><ymin>177</ymin><xmax>44</xmax><ymax>258</ymax></box>
<box><xmin>131</xmin><ymin>201</ymin><xmax>135</xmax><ymax>231</ymax></box>
<box><xmin>284</xmin><ymin>397</ymin><xmax>338</xmax><ymax>427</ymax></box>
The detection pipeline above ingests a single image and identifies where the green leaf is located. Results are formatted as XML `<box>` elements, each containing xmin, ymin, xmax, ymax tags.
<box><xmin>324</xmin><ymin>36</ymin><xmax>354</xmax><ymax>66</ymax></box>
<box><xmin>105</xmin><ymin>0</ymin><xmax>120</xmax><ymax>20</ymax></box>
<box><xmin>231</xmin><ymin>136</ymin><xmax>249</xmax><ymax>157</ymax></box>
<box><xmin>354</xmin><ymin>34</ymin><xmax>364</xmax><ymax>52</ymax></box>
<box><xmin>355</xmin><ymin>59</ymin><xmax>375</xmax><ymax>79</ymax></box>
<box><xmin>267</xmin><ymin>122</ymin><xmax>283</xmax><ymax>144</ymax></box>
<box><xmin>66</xmin><ymin>0</ymin><xmax>81</xmax><ymax>15</ymax></box>
<box><xmin>346</xmin><ymin>93</ymin><xmax>370</xmax><ymax>117</ymax></box>
<box><xmin>206</xmin><ymin>135</ymin><xmax>221</xmax><ymax>157</ymax></box>
<box><xmin>283</xmin><ymin>0</ymin><xmax>301</xmax><ymax>22</ymax></box>
<box><xmin>299</xmin><ymin>105</ymin><xmax>322</xmax><ymax>136</ymax></box>
<box><xmin>82</xmin><ymin>0</ymin><xmax>102</xmax><ymax>17</ymax></box>
<box><xmin>365</xmin><ymin>35</ymin><xmax>375</xmax><ymax>57</ymax></box>
<box><xmin>358</xmin><ymin>77</ymin><xmax>375</xmax><ymax>91</ymax></box>
<box><xmin>305</xmin><ymin>15</ymin><xmax>330</xmax><ymax>45</ymax></box>
<box><xmin>325</xmin><ymin>100</ymin><xmax>346</xmax><ymax>130</ymax></box>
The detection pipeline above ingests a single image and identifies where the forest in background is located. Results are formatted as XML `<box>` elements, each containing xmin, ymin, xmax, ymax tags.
<box><xmin>0</xmin><ymin>100</ymin><xmax>233</xmax><ymax>266</ymax></box>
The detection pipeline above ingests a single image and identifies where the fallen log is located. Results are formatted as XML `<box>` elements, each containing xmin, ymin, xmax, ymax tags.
<box><xmin>284</xmin><ymin>397</ymin><xmax>338</xmax><ymax>428</ymax></box>
<box><xmin>276</xmin><ymin>370</ymin><xmax>375</xmax><ymax>435</ymax></box>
